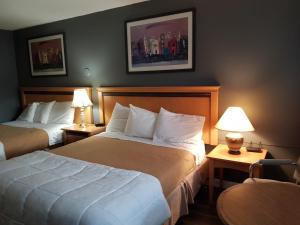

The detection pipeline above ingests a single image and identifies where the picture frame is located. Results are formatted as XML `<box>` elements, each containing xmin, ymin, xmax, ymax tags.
<box><xmin>125</xmin><ymin>9</ymin><xmax>195</xmax><ymax>73</ymax></box>
<box><xmin>28</xmin><ymin>33</ymin><xmax>67</xmax><ymax>76</ymax></box>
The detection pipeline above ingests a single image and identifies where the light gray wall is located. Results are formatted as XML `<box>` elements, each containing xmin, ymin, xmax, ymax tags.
<box><xmin>0</xmin><ymin>29</ymin><xmax>19</xmax><ymax>122</ymax></box>
<box><xmin>14</xmin><ymin>0</ymin><xmax>300</xmax><ymax>179</ymax></box>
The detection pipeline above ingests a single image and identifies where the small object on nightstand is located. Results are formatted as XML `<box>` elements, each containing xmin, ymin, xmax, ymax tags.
<box><xmin>62</xmin><ymin>124</ymin><xmax>105</xmax><ymax>145</ymax></box>
<box><xmin>246</xmin><ymin>141</ymin><xmax>262</xmax><ymax>153</ymax></box>
<box><xmin>246</xmin><ymin>147</ymin><xmax>262</xmax><ymax>152</ymax></box>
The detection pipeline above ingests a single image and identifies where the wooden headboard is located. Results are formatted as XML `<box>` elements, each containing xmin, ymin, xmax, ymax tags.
<box><xmin>97</xmin><ymin>86</ymin><xmax>220</xmax><ymax>145</ymax></box>
<box><xmin>20</xmin><ymin>87</ymin><xmax>93</xmax><ymax>124</ymax></box>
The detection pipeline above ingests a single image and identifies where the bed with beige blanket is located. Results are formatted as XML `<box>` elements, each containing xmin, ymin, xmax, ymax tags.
<box><xmin>0</xmin><ymin>86</ymin><xmax>93</xmax><ymax>160</ymax></box>
<box><xmin>0</xmin><ymin>124</ymin><xmax>48</xmax><ymax>159</ymax></box>
<box><xmin>0</xmin><ymin>149</ymin><xmax>171</xmax><ymax>225</ymax></box>
<box><xmin>0</xmin><ymin>86</ymin><xmax>219</xmax><ymax>225</ymax></box>
<box><xmin>52</xmin><ymin>134</ymin><xmax>201</xmax><ymax>197</ymax></box>
<box><xmin>54</xmin><ymin>132</ymin><xmax>210</xmax><ymax>225</ymax></box>
<box><xmin>0</xmin><ymin>132</ymin><xmax>208</xmax><ymax>225</ymax></box>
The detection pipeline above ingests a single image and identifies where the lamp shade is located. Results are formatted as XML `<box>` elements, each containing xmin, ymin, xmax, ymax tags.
<box><xmin>215</xmin><ymin>107</ymin><xmax>254</xmax><ymax>132</ymax></box>
<box><xmin>71</xmin><ymin>89</ymin><xmax>93</xmax><ymax>108</ymax></box>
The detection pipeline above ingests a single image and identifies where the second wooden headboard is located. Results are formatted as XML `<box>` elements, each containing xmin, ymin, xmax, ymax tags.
<box><xmin>97</xmin><ymin>86</ymin><xmax>219</xmax><ymax>145</ymax></box>
<box><xmin>20</xmin><ymin>87</ymin><xmax>93</xmax><ymax>124</ymax></box>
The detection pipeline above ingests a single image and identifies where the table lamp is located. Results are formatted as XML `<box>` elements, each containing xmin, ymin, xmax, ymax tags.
<box><xmin>215</xmin><ymin>107</ymin><xmax>254</xmax><ymax>154</ymax></box>
<box><xmin>72</xmin><ymin>89</ymin><xmax>93</xmax><ymax>128</ymax></box>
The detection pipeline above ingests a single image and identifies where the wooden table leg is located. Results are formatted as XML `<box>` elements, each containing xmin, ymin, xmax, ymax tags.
<box><xmin>219</xmin><ymin>168</ymin><xmax>224</xmax><ymax>188</ymax></box>
<box><xmin>209</xmin><ymin>159</ymin><xmax>214</xmax><ymax>204</ymax></box>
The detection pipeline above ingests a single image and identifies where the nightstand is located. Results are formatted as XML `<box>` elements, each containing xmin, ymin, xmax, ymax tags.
<box><xmin>207</xmin><ymin>144</ymin><xmax>267</xmax><ymax>203</ymax></box>
<box><xmin>62</xmin><ymin>124</ymin><xmax>105</xmax><ymax>145</ymax></box>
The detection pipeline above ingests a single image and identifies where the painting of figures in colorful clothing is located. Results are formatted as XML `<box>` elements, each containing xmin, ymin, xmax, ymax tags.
<box><xmin>126</xmin><ymin>10</ymin><xmax>194</xmax><ymax>73</ymax></box>
<box><xmin>28</xmin><ymin>33</ymin><xmax>67</xmax><ymax>76</ymax></box>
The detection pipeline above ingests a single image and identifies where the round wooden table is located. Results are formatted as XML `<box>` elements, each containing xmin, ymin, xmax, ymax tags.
<box><xmin>217</xmin><ymin>182</ymin><xmax>300</xmax><ymax>225</ymax></box>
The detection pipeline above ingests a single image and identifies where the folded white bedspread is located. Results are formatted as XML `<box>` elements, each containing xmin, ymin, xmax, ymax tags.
<box><xmin>0</xmin><ymin>151</ymin><xmax>170</xmax><ymax>225</ymax></box>
<box><xmin>0</xmin><ymin>143</ymin><xmax>5</xmax><ymax>161</ymax></box>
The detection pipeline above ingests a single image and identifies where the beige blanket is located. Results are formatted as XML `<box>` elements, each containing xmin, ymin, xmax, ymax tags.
<box><xmin>0</xmin><ymin>125</ymin><xmax>49</xmax><ymax>159</ymax></box>
<box><xmin>52</xmin><ymin>136</ymin><xmax>197</xmax><ymax>196</ymax></box>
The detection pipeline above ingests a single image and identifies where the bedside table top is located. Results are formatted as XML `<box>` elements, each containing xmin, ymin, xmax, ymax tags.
<box><xmin>207</xmin><ymin>144</ymin><xmax>267</xmax><ymax>165</ymax></box>
<box><xmin>62</xmin><ymin>124</ymin><xmax>105</xmax><ymax>134</ymax></box>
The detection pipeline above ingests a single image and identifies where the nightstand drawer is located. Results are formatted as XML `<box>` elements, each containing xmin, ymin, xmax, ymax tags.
<box><xmin>62</xmin><ymin>124</ymin><xmax>105</xmax><ymax>145</ymax></box>
<box><xmin>64</xmin><ymin>133</ymin><xmax>87</xmax><ymax>144</ymax></box>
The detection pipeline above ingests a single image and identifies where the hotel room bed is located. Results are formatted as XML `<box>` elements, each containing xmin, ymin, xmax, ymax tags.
<box><xmin>0</xmin><ymin>87</ymin><xmax>93</xmax><ymax>161</ymax></box>
<box><xmin>0</xmin><ymin>150</ymin><xmax>170</xmax><ymax>225</ymax></box>
<box><xmin>54</xmin><ymin>132</ymin><xmax>209</xmax><ymax>225</ymax></box>
<box><xmin>53</xmin><ymin>132</ymin><xmax>206</xmax><ymax>197</ymax></box>
<box><xmin>0</xmin><ymin>86</ymin><xmax>219</xmax><ymax>225</ymax></box>
<box><xmin>0</xmin><ymin>132</ymin><xmax>207</xmax><ymax>225</ymax></box>
<box><xmin>0</xmin><ymin>121</ymin><xmax>69</xmax><ymax>160</ymax></box>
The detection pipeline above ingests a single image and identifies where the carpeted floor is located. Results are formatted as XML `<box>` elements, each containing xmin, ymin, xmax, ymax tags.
<box><xmin>176</xmin><ymin>186</ymin><xmax>224</xmax><ymax>225</ymax></box>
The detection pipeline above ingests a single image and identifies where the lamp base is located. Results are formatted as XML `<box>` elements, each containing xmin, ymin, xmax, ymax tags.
<box><xmin>79</xmin><ymin>107</ymin><xmax>86</xmax><ymax>128</ymax></box>
<box><xmin>79</xmin><ymin>123</ymin><xmax>86</xmax><ymax>128</ymax></box>
<box><xmin>228</xmin><ymin>149</ymin><xmax>241</xmax><ymax>155</ymax></box>
<box><xmin>225</xmin><ymin>132</ymin><xmax>244</xmax><ymax>155</ymax></box>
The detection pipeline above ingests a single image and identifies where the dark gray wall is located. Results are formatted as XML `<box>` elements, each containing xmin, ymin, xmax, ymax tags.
<box><xmin>14</xmin><ymin>0</ymin><xmax>300</xmax><ymax>179</ymax></box>
<box><xmin>0</xmin><ymin>29</ymin><xmax>19</xmax><ymax>122</ymax></box>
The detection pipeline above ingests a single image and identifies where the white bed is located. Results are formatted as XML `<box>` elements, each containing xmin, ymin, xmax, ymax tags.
<box><xmin>0</xmin><ymin>86</ymin><xmax>93</xmax><ymax>161</ymax></box>
<box><xmin>0</xmin><ymin>121</ymin><xmax>69</xmax><ymax>161</ymax></box>
<box><xmin>2</xmin><ymin>121</ymin><xmax>69</xmax><ymax>146</ymax></box>
<box><xmin>0</xmin><ymin>151</ymin><xmax>170</xmax><ymax>225</ymax></box>
<box><xmin>0</xmin><ymin>86</ymin><xmax>219</xmax><ymax>225</ymax></box>
<box><xmin>0</xmin><ymin>130</ymin><xmax>206</xmax><ymax>225</ymax></box>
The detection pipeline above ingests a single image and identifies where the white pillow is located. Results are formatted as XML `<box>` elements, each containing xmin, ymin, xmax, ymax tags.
<box><xmin>124</xmin><ymin>104</ymin><xmax>157</xmax><ymax>139</ymax></box>
<box><xmin>48</xmin><ymin>101</ymin><xmax>75</xmax><ymax>124</ymax></box>
<box><xmin>153</xmin><ymin>108</ymin><xmax>205</xmax><ymax>156</ymax></box>
<box><xmin>33</xmin><ymin>101</ymin><xmax>56</xmax><ymax>124</ymax></box>
<box><xmin>106</xmin><ymin>103</ymin><xmax>130</xmax><ymax>132</ymax></box>
<box><xmin>17</xmin><ymin>102</ymin><xmax>39</xmax><ymax>122</ymax></box>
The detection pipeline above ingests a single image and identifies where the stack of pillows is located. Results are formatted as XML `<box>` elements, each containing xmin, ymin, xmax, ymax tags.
<box><xmin>17</xmin><ymin>101</ymin><xmax>75</xmax><ymax>125</ymax></box>
<box><xmin>106</xmin><ymin>103</ymin><xmax>205</xmax><ymax>157</ymax></box>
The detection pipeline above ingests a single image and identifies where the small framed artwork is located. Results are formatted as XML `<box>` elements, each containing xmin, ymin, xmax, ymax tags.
<box><xmin>125</xmin><ymin>9</ymin><xmax>195</xmax><ymax>73</ymax></box>
<box><xmin>28</xmin><ymin>33</ymin><xmax>67</xmax><ymax>76</ymax></box>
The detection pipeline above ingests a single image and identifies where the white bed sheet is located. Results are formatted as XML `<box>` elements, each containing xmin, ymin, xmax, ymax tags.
<box><xmin>1</xmin><ymin>120</ymin><xmax>69</xmax><ymax>146</ymax></box>
<box><xmin>98</xmin><ymin>131</ymin><xmax>206</xmax><ymax>164</ymax></box>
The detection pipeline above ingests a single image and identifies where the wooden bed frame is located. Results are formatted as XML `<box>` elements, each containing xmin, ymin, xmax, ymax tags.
<box><xmin>97</xmin><ymin>86</ymin><xmax>220</xmax><ymax>145</ymax></box>
<box><xmin>20</xmin><ymin>87</ymin><xmax>93</xmax><ymax>124</ymax></box>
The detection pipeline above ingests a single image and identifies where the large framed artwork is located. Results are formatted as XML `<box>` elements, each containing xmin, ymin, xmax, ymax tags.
<box><xmin>125</xmin><ymin>9</ymin><xmax>195</xmax><ymax>73</ymax></box>
<box><xmin>28</xmin><ymin>33</ymin><xmax>67</xmax><ymax>76</ymax></box>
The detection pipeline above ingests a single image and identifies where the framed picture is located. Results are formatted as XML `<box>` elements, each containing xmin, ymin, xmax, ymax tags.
<box><xmin>28</xmin><ymin>33</ymin><xmax>67</xmax><ymax>76</ymax></box>
<box><xmin>125</xmin><ymin>9</ymin><xmax>195</xmax><ymax>73</ymax></box>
